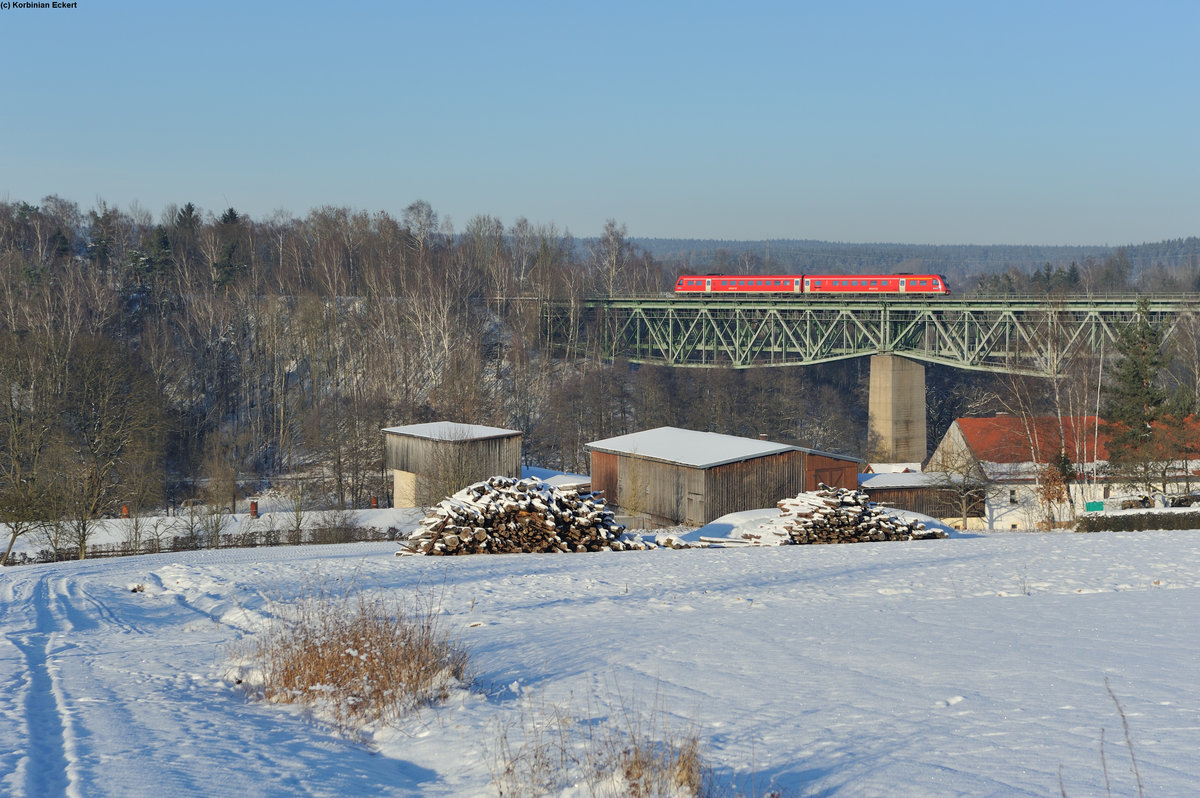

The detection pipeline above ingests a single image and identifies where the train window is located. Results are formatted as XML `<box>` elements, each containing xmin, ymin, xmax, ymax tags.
<box><xmin>870</xmin><ymin>280</ymin><xmax>878</xmax><ymax>286</ymax></box>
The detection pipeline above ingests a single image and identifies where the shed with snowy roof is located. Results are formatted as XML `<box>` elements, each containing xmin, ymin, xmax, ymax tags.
<box><xmin>586</xmin><ymin>426</ymin><xmax>862</xmax><ymax>526</ymax></box>
<box><xmin>858</xmin><ymin>471</ymin><xmax>982</xmax><ymax>522</ymax></box>
<box><xmin>383</xmin><ymin>422</ymin><xmax>522</xmax><ymax>507</ymax></box>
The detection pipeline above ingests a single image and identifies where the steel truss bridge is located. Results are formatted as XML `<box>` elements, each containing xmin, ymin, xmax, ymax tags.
<box><xmin>554</xmin><ymin>294</ymin><xmax>1200</xmax><ymax>376</ymax></box>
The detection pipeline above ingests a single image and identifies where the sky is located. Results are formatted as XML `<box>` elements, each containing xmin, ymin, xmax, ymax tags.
<box><xmin>2</xmin><ymin>0</ymin><xmax>1198</xmax><ymax>245</ymax></box>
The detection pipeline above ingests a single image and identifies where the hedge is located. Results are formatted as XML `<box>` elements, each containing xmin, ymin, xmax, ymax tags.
<box><xmin>1075</xmin><ymin>511</ymin><xmax>1200</xmax><ymax>533</ymax></box>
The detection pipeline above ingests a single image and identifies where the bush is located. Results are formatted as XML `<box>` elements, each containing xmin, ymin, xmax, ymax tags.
<box><xmin>240</xmin><ymin>580</ymin><xmax>470</xmax><ymax>735</ymax></box>
<box><xmin>490</xmin><ymin>688</ymin><xmax>714</xmax><ymax>798</ymax></box>
<box><xmin>1075</xmin><ymin>510</ymin><xmax>1200</xmax><ymax>533</ymax></box>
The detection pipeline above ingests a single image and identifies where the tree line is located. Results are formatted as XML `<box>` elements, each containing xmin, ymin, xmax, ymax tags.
<box><xmin>3</xmin><ymin>197</ymin><xmax>871</xmax><ymax>561</ymax></box>
<box><xmin>649</xmin><ymin>238</ymin><xmax>1200</xmax><ymax>296</ymax></box>
<box><xmin>2</xmin><ymin>195</ymin><xmax>1198</xmax><ymax>561</ymax></box>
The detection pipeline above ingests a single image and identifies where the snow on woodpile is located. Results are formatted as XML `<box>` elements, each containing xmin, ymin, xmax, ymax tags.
<box><xmin>401</xmin><ymin>477</ymin><xmax>629</xmax><ymax>555</ymax></box>
<box><xmin>778</xmin><ymin>484</ymin><xmax>948</xmax><ymax>544</ymax></box>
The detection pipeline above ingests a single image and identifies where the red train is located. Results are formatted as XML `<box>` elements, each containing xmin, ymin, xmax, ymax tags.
<box><xmin>673</xmin><ymin>273</ymin><xmax>951</xmax><ymax>295</ymax></box>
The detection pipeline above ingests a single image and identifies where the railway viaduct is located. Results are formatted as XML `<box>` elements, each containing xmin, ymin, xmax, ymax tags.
<box><xmin>546</xmin><ymin>294</ymin><xmax>1200</xmax><ymax>463</ymax></box>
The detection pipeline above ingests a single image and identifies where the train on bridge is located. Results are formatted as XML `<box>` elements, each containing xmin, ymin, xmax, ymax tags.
<box><xmin>673</xmin><ymin>273</ymin><xmax>950</xmax><ymax>296</ymax></box>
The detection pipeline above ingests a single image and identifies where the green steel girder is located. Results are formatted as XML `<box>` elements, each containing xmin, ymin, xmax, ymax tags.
<box><xmin>557</xmin><ymin>294</ymin><xmax>1200</xmax><ymax>376</ymax></box>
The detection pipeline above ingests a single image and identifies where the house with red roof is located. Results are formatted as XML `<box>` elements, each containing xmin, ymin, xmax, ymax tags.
<box><xmin>926</xmin><ymin>415</ymin><xmax>1112</xmax><ymax>530</ymax></box>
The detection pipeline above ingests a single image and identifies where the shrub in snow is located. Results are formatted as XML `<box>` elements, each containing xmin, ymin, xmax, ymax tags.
<box><xmin>778</xmin><ymin>484</ymin><xmax>947</xmax><ymax>544</ymax></box>
<box><xmin>489</xmin><ymin>689</ymin><xmax>712</xmax><ymax>797</ymax></box>
<box><xmin>239</xmin><ymin>581</ymin><xmax>470</xmax><ymax>736</ymax></box>
<box><xmin>1075</xmin><ymin>510</ymin><xmax>1200</xmax><ymax>534</ymax></box>
<box><xmin>403</xmin><ymin>477</ymin><xmax>627</xmax><ymax>555</ymax></box>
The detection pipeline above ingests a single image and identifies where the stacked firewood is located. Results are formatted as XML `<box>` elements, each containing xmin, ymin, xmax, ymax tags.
<box><xmin>401</xmin><ymin>477</ymin><xmax>628</xmax><ymax>555</ymax></box>
<box><xmin>778</xmin><ymin>484</ymin><xmax>947</xmax><ymax>544</ymax></box>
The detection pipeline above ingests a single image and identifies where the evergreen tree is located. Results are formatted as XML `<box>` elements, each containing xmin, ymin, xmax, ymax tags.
<box><xmin>1100</xmin><ymin>298</ymin><xmax>1168</xmax><ymax>489</ymax></box>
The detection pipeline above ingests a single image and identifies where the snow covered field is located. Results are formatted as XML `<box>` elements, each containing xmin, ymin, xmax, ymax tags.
<box><xmin>3</xmin><ymin>523</ymin><xmax>1200</xmax><ymax>796</ymax></box>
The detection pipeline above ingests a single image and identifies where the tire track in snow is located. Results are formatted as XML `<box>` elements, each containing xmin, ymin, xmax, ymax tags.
<box><xmin>6</xmin><ymin>574</ymin><xmax>76</xmax><ymax>798</ymax></box>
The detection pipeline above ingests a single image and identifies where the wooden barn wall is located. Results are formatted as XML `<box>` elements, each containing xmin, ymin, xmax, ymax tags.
<box><xmin>636</xmin><ymin>458</ymin><xmax>704</xmax><ymax>525</ymax></box>
<box><xmin>384</xmin><ymin>434</ymin><xmax>521</xmax><ymax>482</ymax></box>
<box><xmin>804</xmin><ymin>452</ymin><xmax>860</xmax><ymax>491</ymax></box>
<box><xmin>590</xmin><ymin>451</ymin><xmax>619</xmax><ymax>503</ymax></box>
<box><xmin>863</xmin><ymin>487</ymin><xmax>983</xmax><ymax>519</ymax></box>
<box><xmin>594</xmin><ymin>453</ymin><xmax>703</xmax><ymax>525</ymax></box>
<box><xmin>596</xmin><ymin>447</ymin><xmax>863</xmax><ymax>526</ymax></box>
<box><xmin>702</xmin><ymin>450</ymin><xmax>809</xmax><ymax>524</ymax></box>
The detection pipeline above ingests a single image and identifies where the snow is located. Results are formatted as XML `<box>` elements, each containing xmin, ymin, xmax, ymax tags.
<box><xmin>4</xmin><ymin>517</ymin><xmax>1200</xmax><ymax>796</ymax></box>
<box><xmin>859</xmin><ymin>472</ymin><xmax>961</xmax><ymax>490</ymax></box>
<box><xmin>866</xmin><ymin>462</ymin><xmax>923</xmax><ymax>474</ymax></box>
<box><xmin>522</xmin><ymin>466</ymin><xmax>591</xmax><ymax>489</ymax></box>
<box><xmin>381</xmin><ymin>421</ymin><xmax>520</xmax><ymax>441</ymax></box>
<box><xmin>586</xmin><ymin>426</ymin><xmax>800</xmax><ymax>469</ymax></box>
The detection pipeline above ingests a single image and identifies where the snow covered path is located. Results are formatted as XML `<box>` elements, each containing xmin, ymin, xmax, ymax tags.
<box><xmin>2</xmin><ymin>531</ymin><xmax>1200</xmax><ymax>796</ymax></box>
<box><xmin>0</xmin><ymin>550</ymin><xmax>441</xmax><ymax>797</ymax></box>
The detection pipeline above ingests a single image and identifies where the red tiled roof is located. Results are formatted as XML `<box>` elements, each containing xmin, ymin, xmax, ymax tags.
<box><xmin>955</xmin><ymin>416</ymin><xmax>1110</xmax><ymax>464</ymax></box>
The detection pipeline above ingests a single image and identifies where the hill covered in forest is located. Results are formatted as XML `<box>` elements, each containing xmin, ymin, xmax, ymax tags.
<box><xmin>632</xmin><ymin>237</ymin><xmax>1200</xmax><ymax>276</ymax></box>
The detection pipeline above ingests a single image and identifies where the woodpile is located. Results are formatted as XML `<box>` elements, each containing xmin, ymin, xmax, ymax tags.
<box><xmin>778</xmin><ymin>484</ymin><xmax>947</xmax><ymax>544</ymax></box>
<box><xmin>401</xmin><ymin>477</ymin><xmax>628</xmax><ymax>555</ymax></box>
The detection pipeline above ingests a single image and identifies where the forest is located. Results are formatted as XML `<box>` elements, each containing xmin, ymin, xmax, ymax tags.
<box><xmin>2</xmin><ymin>195</ymin><xmax>1199</xmax><ymax>560</ymax></box>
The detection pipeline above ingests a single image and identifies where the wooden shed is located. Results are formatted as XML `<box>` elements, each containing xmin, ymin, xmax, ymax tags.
<box><xmin>382</xmin><ymin>422</ymin><xmax>522</xmax><ymax>507</ymax></box>
<box><xmin>858</xmin><ymin>472</ymin><xmax>981</xmax><ymax>521</ymax></box>
<box><xmin>586</xmin><ymin>427</ymin><xmax>862</xmax><ymax>526</ymax></box>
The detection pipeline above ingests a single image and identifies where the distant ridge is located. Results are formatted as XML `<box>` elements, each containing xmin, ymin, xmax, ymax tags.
<box><xmin>630</xmin><ymin>237</ymin><xmax>1200</xmax><ymax>276</ymax></box>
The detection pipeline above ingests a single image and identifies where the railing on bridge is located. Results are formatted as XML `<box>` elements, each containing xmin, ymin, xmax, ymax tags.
<box><xmin>547</xmin><ymin>293</ymin><xmax>1200</xmax><ymax>375</ymax></box>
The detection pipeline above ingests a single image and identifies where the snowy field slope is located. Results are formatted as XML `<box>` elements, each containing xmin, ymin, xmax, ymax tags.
<box><xmin>3</xmin><ymin>529</ymin><xmax>1200</xmax><ymax>796</ymax></box>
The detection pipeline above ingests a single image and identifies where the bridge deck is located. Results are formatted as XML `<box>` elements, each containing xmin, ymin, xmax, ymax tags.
<box><xmin>556</xmin><ymin>294</ymin><xmax>1200</xmax><ymax>374</ymax></box>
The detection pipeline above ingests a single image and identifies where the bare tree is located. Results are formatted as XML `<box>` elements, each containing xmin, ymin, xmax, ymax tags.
<box><xmin>590</xmin><ymin>219</ymin><xmax>631</xmax><ymax>296</ymax></box>
<box><xmin>926</xmin><ymin>440</ymin><xmax>996</xmax><ymax>530</ymax></box>
<box><xmin>0</xmin><ymin>330</ymin><xmax>61</xmax><ymax>564</ymax></box>
<box><xmin>59</xmin><ymin>337</ymin><xmax>166</xmax><ymax>558</ymax></box>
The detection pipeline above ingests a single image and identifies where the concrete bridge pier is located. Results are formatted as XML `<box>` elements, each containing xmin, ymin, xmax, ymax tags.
<box><xmin>868</xmin><ymin>354</ymin><xmax>926</xmax><ymax>464</ymax></box>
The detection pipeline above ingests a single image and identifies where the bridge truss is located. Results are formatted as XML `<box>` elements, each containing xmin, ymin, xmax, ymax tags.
<box><xmin>560</xmin><ymin>295</ymin><xmax>1200</xmax><ymax>376</ymax></box>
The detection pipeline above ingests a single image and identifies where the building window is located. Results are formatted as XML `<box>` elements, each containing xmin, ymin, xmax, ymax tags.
<box><xmin>1009</xmin><ymin>489</ymin><xmax>1017</xmax><ymax>504</ymax></box>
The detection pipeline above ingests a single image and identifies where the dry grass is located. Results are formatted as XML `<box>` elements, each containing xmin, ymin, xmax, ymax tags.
<box><xmin>1059</xmin><ymin>678</ymin><xmax>1145</xmax><ymax>798</ymax></box>
<box><xmin>242</xmin><ymin>579</ymin><xmax>469</xmax><ymax>735</ymax></box>
<box><xmin>490</xmin><ymin>686</ymin><xmax>715</xmax><ymax>798</ymax></box>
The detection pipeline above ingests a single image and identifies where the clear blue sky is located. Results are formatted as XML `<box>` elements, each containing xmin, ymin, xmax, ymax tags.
<box><xmin>2</xmin><ymin>0</ymin><xmax>1197</xmax><ymax>245</ymax></box>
